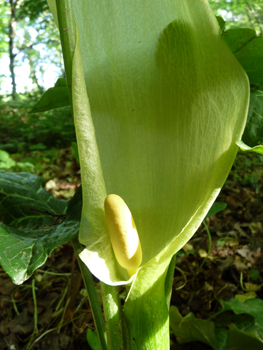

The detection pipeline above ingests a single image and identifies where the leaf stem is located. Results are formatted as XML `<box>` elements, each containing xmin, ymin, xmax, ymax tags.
<box><xmin>199</xmin><ymin>220</ymin><xmax>212</xmax><ymax>270</ymax></box>
<box><xmin>71</xmin><ymin>238</ymin><xmax>107</xmax><ymax>350</ymax></box>
<box><xmin>164</xmin><ymin>254</ymin><xmax>176</xmax><ymax>307</ymax></box>
<box><xmin>55</xmin><ymin>0</ymin><xmax>76</xmax><ymax>105</ymax></box>
<box><xmin>100</xmin><ymin>282</ymin><xmax>126</xmax><ymax>350</ymax></box>
<box><xmin>124</xmin><ymin>261</ymin><xmax>171</xmax><ymax>350</ymax></box>
<box><xmin>32</xmin><ymin>279</ymin><xmax>38</xmax><ymax>333</ymax></box>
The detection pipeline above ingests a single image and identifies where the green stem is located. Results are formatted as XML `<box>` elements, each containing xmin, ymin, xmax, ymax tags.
<box><xmin>101</xmin><ymin>282</ymin><xmax>127</xmax><ymax>350</ymax></box>
<box><xmin>199</xmin><ymin>220</ymin><xmax>212</xmax><ymax>270</ymax></box>
<box><xmin>174</xmin><ymin>265</ymin><xmax>187</xmax><ymax>291</ymax></box>
<box><xmin>124</xmin><ymin>260</ymin><xmax>171</xmax><ymax>350</ymax></box>
<box><xmin>164</xmin><ymin>254</ymin><xmax>176</xmax><ymax>307</ymax></box>
<box><xmin>55</xmin><ymin>0</ymin><xmax>76</xmax><ymax>104</ymax></box>
<box><xmin>32</xmin><ymin>279</ymin><xmax>38</xmax><ymax>333</ymax></box>
<box><xmin>72</xmin><ymin>238</ymin><xmax>107</xmax><ymax>350</ymax></box>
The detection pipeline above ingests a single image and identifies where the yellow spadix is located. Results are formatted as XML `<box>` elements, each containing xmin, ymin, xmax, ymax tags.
<box><xmin>104</xmin><ymin>194</ymin><xmax>142</xmax><ymax>277</ymax></box>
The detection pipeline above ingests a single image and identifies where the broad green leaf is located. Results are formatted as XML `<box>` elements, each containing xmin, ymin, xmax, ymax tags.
<box><xmin>249</xmin><ymin>269</ymin><xmax>260</xmax><ymax>281</ymax></box>
<box><xmin>54</xmin><ymin>78</ymin><xmax>67</xmax><ymax>88</ymax></box>
<box><xmin>0</xmin><ymin>176</ymin><xmax>82</xmax><ymax>284</ymax></box>
<box><xmin>237</xmin><ymin>140</ymin><xmax>263</xmax><ymax>155</ymax></box>
<box><xmin>221</xmin><ymin>298</ymin><xmax>263</xmax><ymax>340</ymax></box>
<box><xmin>215</xmin><ymin>328</ymin><xmax>228</xmax><ymax>350</ymax></box>
<box><xmin>0</xmin><ymin>171</ymin><xmax>67</xmax><ymax>229</ymax></box>
<box><xmin>170</xmin><ymin>304</ymin><xmax>263</xmax><ymax>350</ymax></box>
<box><xmin>222</xmin><ymin>28</ymin><xmax>263</xmax><ymax>86</ymax></box>
<box><xmin>169</xmin><ymin>306</ymin><xmax>217</xmax><ymax>347</ymax></box>
<box><xmin>216</xmin><ymin>312</ymin><xmax>256</xmax><ymax>337</ymax></box>
<box><xmin>30</xmin><ymin>78</ymin><xmax>70</xmax><ymax>113</ymax></box>
<box><xmin>226</xmin><ymin>326</ymin><xmax>263</xmax><ymax>350</ymax></box>
<box><xmin>242</xmin><ymin>89</ymin><xmax>263</xmax><ymax>147</ymax></box>
<box><xmin>69</xmin><ymin>0</ymin><xmax>249</xmax><ymax>286</ymax></box>
<box><xmin>205</xmin><ymin>202</ymin><xmax>227</xmax><ymax>219</ymax></box>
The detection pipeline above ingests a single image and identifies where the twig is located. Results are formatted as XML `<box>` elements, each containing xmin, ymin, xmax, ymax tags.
<box><xmin>32</xmin><ymin>279</ymin><xmax>38</xmax><ymax>333</ymax></box>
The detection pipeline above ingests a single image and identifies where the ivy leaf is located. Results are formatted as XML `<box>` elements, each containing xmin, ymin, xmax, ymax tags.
<box><xmin>221</xmin><ymin>298</ymin><xmax>263</xmax><ymax>340</ymax></box>
<box><xmin>30</xmin><ymin>78</ymin><xmax>70</xmax><ymax>113</ymax></box>
<box><xmin>169</xmin><ymin>306</ymin><xmax>217</xmax><ymax>347</ymax></box>
<box><xmin>170</xmin><ymin>302</ymin><xmax>263</xmax><ymax>350</ymax></box>
<box><xmin>0</xmin><ymin>173</ymin><xmax>82</xmax><ymax>284</ymax></box>
<box><xmin>0</xmin><ymin>171</ymin><xmax>67</xmax><ymax>229</ymax></box>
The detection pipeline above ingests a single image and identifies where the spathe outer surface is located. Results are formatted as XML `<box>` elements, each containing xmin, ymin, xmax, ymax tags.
<box><xmin>57</xmin><ymin>0</ymin><xmax>249</xmax><ymax>285</ymax></box>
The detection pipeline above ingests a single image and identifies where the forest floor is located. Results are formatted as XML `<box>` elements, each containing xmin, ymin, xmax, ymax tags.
<box><xmin>0</xmin><ymin>149</ymin><xmax>263</xmax><ymax>350</ymax></box>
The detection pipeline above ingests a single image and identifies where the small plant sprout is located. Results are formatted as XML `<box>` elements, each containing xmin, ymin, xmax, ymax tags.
<box><xmin>104</xmin><ymin>194</ymin><xmax>142</xmax><ymax>277</ymax></box>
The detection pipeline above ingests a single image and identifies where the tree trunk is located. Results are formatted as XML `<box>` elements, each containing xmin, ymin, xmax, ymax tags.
<box><xmin>8</xmin><ymin>0</ymin><xmax>17</xmax><ymax>100</ymax></box>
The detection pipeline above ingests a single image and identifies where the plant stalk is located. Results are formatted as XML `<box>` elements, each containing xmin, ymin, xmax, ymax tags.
<box><xmin>101</xmin><ymin>282</ymin><xmax>127</xmax><ymax>350</ymax></box>
<box><xmin>72</xmin><ymin>238</ymin><xmax>107</xmax><ymax>350</ymax></box>
<box><xmin>199</xmin><ymin>220</ymin><xmax>212</xmax><ymax>270</ymax></box>
<box><xmin>165</xmin><ymin>254</ymin><xmax>176</xmax><ymax>307</ymax></box>
<box><xmin>55</xmin><ymin>0</ymin><xmax>76</xmax><ymax>105</ymax></box>
<box><xmin>124</xmin><ymin>259</ymin><xmax>172</xmax><ymax>350</ymax></box>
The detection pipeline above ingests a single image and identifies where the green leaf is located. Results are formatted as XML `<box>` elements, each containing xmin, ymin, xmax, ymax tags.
<box><xmin>0</xmin><ymin>171</ymin><xmax>67</xmax><ymax>229</ymax></box>
<box><xmin>216</xmin><ymin>16</ymin><xmax>226</xmax><ymax>32</ymax></box>
<box><xmin>0</xmin><ymin>150</ymin><xmax>16</xmax><ymax>169</ymax></box>
<box><xmin>169</xmin><ymin>306</ymin><xmax>217</xmax><ymax>348</ymax></box>
<box><xmin>205</xmin><ymin>202</ymin><xmax>227</xmax><ymax>219</ymax></box>
<box><xmin>215</xmin><ymin>328</ymin><xmax>229</xmax><ymax>350</ymax></box>
<box><xmin>70</xmin><ymin>0</ymin><xmax>249</xmax><ymax>286</ymax></box>
<box><xmin>222</xmin><ymin>28</ymin><xmax>263</xmax><ymax>86</ymax></box>
<box><xmin>170</xmin><ymin>303</ymin><xmax>263</xmax><ymax>350</ymax></box>
<box><xmin>249</xmin><ymin>269</ymin><xmax>260</xmax><ymax>281</ymax></box>
<box><xmin>237</xmin><ymin>140</ymin><xmax>263</xmax><ymax>155</ymax></box>
<box><xmin>71</xmin><ymin>141</ymin><xmax>80</xmax><ymax>164</ymax></box>
<box><xmin>30</xmin><ymin>78</ymin><xmax>70</xmax><ymax>113</ymax></box>
<box><xmin>235</xmin><ymin>292</ymin><xmax>257</xmax><ymax>303</ymax></box>
<box><xmin>47</xmin><ymin>0</ymin><xmax>58</xmax><ymax>26</ymax></box>
<box><xmin>0</xmin><ymin>175</ymin><xmax>82</xmax><ymax>284</ymax></box>
<box><xmin>242</xmin><ymin>89</ymin><xmax>263</xmax><ymax>147</ymax></box>
<box><xmin>54</xmin><ymin>78</ymin><xmax>67</xmax><ymax>88</ymax></box>
<box><xmin>86</xmin><ymin>329</ymin><xmax>101</xmax><ymax>350</ymax></box>
<box><xmin>15</xmin><ymin>161</ymin><xmax>35</xmax><ymax>172</ymax></box>
<box><xmin>226</xmin><ymin>326</ymin><xmax>263</xmax><ymax>350</ymax></box>
<box><xmin>221</xmin><ymin>298</ymin><xmax>263</xmax><ymax>340</ymax></box>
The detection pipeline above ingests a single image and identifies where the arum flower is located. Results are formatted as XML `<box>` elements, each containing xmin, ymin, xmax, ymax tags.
<box><xmin>52</xmin><ymin>0</ymin><xmax>250</xmax><ymax>285</ymax></box>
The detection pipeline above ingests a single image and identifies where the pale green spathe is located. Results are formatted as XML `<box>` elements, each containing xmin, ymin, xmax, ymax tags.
<box><xmin>70</xmin><ymin>0</ymin><xmax>249</xmax><ymax>285</ymax></box>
